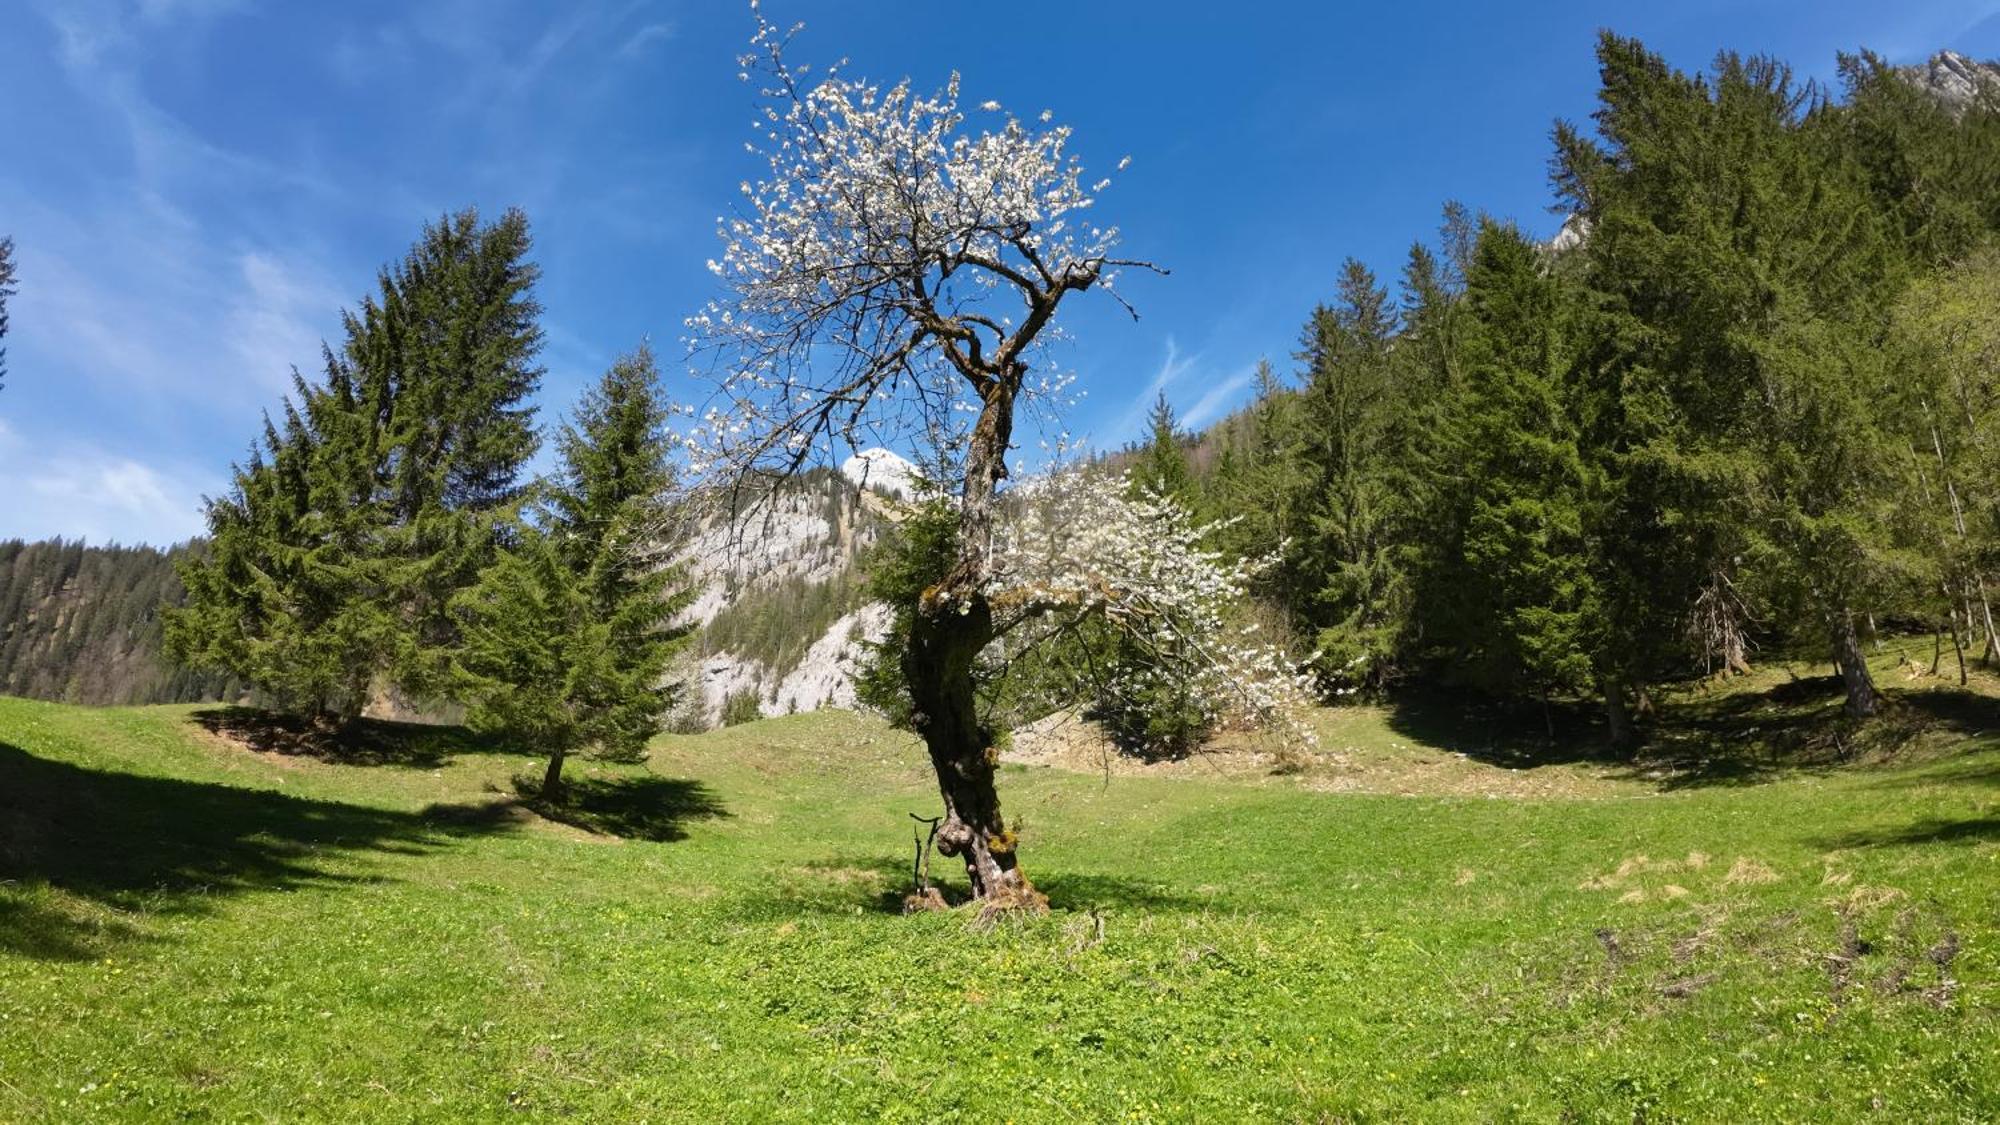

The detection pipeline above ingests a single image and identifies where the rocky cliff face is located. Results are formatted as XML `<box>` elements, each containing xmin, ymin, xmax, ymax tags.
<box><xmin>673</xmin><ymin>452</ymin><xmax>915</xmax><ymax>727</ymax></box>
<box><xmin>1908</xmin><ymin>50</ymin><xmax>2000</xmax><ymax>116</ymax></box>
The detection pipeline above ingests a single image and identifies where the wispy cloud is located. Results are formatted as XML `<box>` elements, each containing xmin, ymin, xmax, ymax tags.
<box><xmin>1108</xmin><ymin>335</ymin><xmax>1197</xmax><ymax>441</ymax></box>
<box><xmin>1182</xmin><ymin>365</ymin><xmax>1256</xmax><ymax>431</ymax></box>
<box><xmin>225</xmin><ymin>251</ymin><xmax>350</xmax><ymax>393</ymax></box>
<box><xmin>618</xmin><ymin>21</ymin><xmax>676</xmax><ymax>60</ymax></box>
<box><xmin>507</xmin><ymin>7</ymin><xmax>599</xmax><ymax>97</ymax></box>
<box><xmin>5</xmin><ymin>190</ymin><xmax>346</xmax><ymax>407</ymax></box>
<box><xmin>1839</xmin><ymin>0</ymin><xmax>2000</xmax><ymax>61</ymax></box>
<box><xmin>0</xmin><ymin>419</ymin><xmax>218</xmax><ymax>545</ymax></box>
<box><xmin>135</xmin><ymin>0</ymin><xmax>247</xmax><ymax>23</ymax></box>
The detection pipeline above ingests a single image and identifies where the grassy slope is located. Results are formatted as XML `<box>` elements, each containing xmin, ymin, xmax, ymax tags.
<box><xmin>1</xmin><ymin>660</ymin><xmax>1996</xmax><ymax>1121</ymax></box>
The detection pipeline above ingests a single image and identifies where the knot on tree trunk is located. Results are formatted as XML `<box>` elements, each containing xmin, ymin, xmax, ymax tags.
<box><xmin>936</xmin><ymin>817</ymin><xmax>975</xmax><ymax>857</ymax></box>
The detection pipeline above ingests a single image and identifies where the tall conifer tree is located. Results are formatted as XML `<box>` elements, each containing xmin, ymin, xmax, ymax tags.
<box><xmin>0</xmin><ymin>236</ymin><xmax>15</xmax><ymax>390</ymax></box>
<box><xmin>1290</xmin><ymin>259</ymin><xmax>1405</xmax><ymax>689</ymax></box>
<box><xmin>1132</xmin><ymin>392</ymin><xmax>1194</xmax><ymax>501</ymax></box>
<box><xmin>1414</xmin><ymin>222</ymin><xmax>1598</xmax><ymax>715</ymax></box>
<box><xmin>169</xmin><ymin>208</ymin><xmax>544</xmax><ymax>723</ymax></box>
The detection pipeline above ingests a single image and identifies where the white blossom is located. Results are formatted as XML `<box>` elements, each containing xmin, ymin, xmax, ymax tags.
<box><xmin>685</xmin><ymin>9</ymin><xmax>1140</xmax><ymax>486</ymax></box>
<box><xmin>985</xmin><ymin>469</ymin><xmax>1320</xmax><ymax>754</ymax></box>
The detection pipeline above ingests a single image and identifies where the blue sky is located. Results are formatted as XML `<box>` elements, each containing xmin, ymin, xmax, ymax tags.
<box><xmin>2</xmin><ymin>0</ymin><xmax>1997</xmax><ymax>546</ymax></box>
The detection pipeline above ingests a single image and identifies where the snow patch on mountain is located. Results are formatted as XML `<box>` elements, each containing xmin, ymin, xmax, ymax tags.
<box><xmin>841</xmin><ymin>448</ymin><xmax>920</xmax><ymax>498</ymax></box>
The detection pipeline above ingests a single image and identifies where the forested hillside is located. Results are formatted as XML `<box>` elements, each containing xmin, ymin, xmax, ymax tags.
<box><xmin>1120</xmin><ymin>42</ymin><xmax>2000</xmax><ymax>743</ymax></box>
<box><xmin>0</xmin><ymin>540</ymin><xmax>238</xmax><ymax>705</ymax></box>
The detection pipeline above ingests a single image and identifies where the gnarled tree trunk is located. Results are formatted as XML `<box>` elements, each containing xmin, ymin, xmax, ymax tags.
<box><xmin>902</xmin><ymin>382</ymin><xmax>1046</xmax><ymax>910</ymax></box>
<box><xmin>904</xmin><ymin>594</ymin><xmax>1037</xmax><ymax>905</ymax></box>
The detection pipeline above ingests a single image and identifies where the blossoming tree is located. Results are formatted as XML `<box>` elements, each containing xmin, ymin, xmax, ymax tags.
<box><xmin>690</xmin><ymin>12</ymin><xmax>1313</xmax><ymax>908</ymax></box>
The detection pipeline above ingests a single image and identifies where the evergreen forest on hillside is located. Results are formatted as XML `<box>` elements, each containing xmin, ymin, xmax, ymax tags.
<box><xmin>1136</xmin><ymin>41</ymin><xmax>2000</xmax><ymax>742</ymax></box>
<box><xmin>0</xmin><ymin>539</ymin><xmax>238</xmax><ymax>706</ymax></box>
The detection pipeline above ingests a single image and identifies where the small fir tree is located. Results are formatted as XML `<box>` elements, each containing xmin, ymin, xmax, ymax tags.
<box><xmin>452</xmin><ymin>346</ymin><xmax>693</xmax><ymax>796</ymax></box>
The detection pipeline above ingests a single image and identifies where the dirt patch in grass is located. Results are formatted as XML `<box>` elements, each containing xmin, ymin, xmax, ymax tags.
<box><xmin>1004</xmin><ymin>709</ymin><xmax>1645</xmax><ymax>799</ymax></box>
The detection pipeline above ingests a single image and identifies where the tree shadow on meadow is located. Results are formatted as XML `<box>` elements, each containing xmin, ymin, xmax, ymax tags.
<box><xmin>1382</xmin><ymin>686</ymin><xmax>1620</xmax><ymax>770</ymax></box>
<box><xmin>1813</xmin><ymin>813</ymin><xmax>2000</xmax><ymax>850</ymax></box>
<box><xmin>1385</xmin><ymin>675</ymin><xmax>2000</xmax><ymax>792</ymax></box>
<box><xmin>1642</xmin><ymin>677</ymin><xmax>2000</xmax><ymax>789</ymax></box>
<box><xmin>190</xmin><ymin>706</ymin><xmax>518</xmax><ymax>769</ymax></box>
<box><xmin>0</xmin><ymin>739</ymin><xmax>522</xmax><ymax>962</ymax></box>
<box><xmin>756</xmin><ymin>851</ymin><xmax>1220</xmax><ymax>920</ymax></box>
<box><xmin>515</xmin><ymin>775</ymin><xmax>731</xmax><ymax>843</ymax></box>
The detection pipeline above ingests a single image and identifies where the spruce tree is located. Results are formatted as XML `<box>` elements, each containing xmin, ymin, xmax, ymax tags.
<box><xmin>369</xmin><ymin>208</ymin><xmax>545</xmax><ymax>698</ymax></box>
<box><xmin>1414</xmin><ymin>222</ymin><xmax>1597</xmax><ymax>717</ymax></box>
<box><xmin>1289</xmin><ymin>259</ymin><xmax>1406</xmax><ymax>690</ymax></box>
<box><xmin>0</xmin><ymin>236</ymin><xmax>15</xmax><ymax>390</ymax></box>
<box><xmin>452</xmin><ymin>345</ymin><xmax>693</xmax><ymax>796</ymax></box>
<box><xmin>167</xmin><ymin>384</ymin><xmax>384</xmax><ymax>720</ymax></box>
<box><xmin>169</xmin><ymin>208</ymin><xmax>544</xmax><ymax>724</ymax></box>
<box><xmin>1131</xmin><ymin>391</ymin><xmax>1194</xmax><ymax>501</ymax></box>
<box><xmin>1205</xmin><ymin>360</ymin><xmax>1304</xmax><ymax>575</ymax></box>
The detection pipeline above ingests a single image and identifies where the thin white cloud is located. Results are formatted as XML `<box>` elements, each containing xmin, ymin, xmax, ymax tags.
<box><xmin>1824</xmin><ymin>0</ymin><xmax>2000</xmax><ymax>61</ymax></box>
<box><xmin>1182</xmin><ymin>365</ymin><xmax>1256</xmax><ymax>431</ymax></box>
<box><xmin>6</xmin><ymin>196</ymin><xmax>345</xmax><ymax>405</ymax></box>
<box><xmin>1109</xmin><ymin>335</ymin><xmax>1196</xmax><ymax>440</ymax></box>
<box><xmin>328</xmin><ymin>24</ymin><xmax>413</xmax><ymax>87</ymax></box>
<box><xmin>226</xmin><ymin>251</ymin><xmax>349</xmax><ymax>393</ymax></box>
<box><xmin>135</xmin><ymin>0</ymin><xmax>248</xmax><ymax>23</ymax></box>
<box><xmin>0</xmin><ymin>425</ymin><xmax>217</xmax><ymax>546</ymax></box>
<box><xmin>618</xmin><ymin>21</ymin><xmax>676</xmax><ymax>60</ymax></box>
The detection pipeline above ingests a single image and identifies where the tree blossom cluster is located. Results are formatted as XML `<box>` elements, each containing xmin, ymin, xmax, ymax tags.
<box><xmin>682</xmin><ymin>6</ymin><xmax>1133</xmax><ymax>483</ymax></box>
<box><xmin>986</xmin><ymin>470</ymin><xmax>1323</xmax><ymax>755</ymax></box>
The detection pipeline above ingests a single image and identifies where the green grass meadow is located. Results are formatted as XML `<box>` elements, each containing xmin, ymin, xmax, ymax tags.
<box><xmin>2</xmin><ymin>658</ymin><xmax>1997</xmax><ymax>1120</ymax></box>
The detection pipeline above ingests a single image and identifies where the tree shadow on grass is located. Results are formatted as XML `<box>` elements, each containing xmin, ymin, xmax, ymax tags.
<box><xmin>1387</xmin><ymin>677</ymin><xmax>2000</xmax><ymax>792</ymax></box>
<box><xmin>758</xmin><ymin>852</ymin><xmax>1219</xmax><ymax>919</ymax></box>
<box><xmin>515</xmin><ymin>775</ymin><xmax>730</xmax><ymax>843</ymax></box>
<box><xmin>0</xmin><ymin>739</ymin><xmax>520</xmax><ymax>962</ymax></box>
<box><xmin>1032</xmin><ymin>870</ymin><xmax>1221</xmax><ymax>913</ymax></box>
<box><xmin>1814</xmin><ymin>814</ymin><xmax>2000</xmax><ymax>850</ymax></box>
<box><xmin>1382</xmin><ymin>686</ymin><xmax>1621</xmax><ymax>769</ymax></box>
<box><xmin>1888</xmin><ymin>687</ymin><xmax>2000</xmax><ymax>743</ymax></box>
<box><xmin>190</xmin><ymin>707</ymin><xmax>519</xmax><ymax>769</ymax></box>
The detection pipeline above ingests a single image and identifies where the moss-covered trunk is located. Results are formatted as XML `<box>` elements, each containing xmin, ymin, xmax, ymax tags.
<box><xmin>903</xmin><ymin>593</ymin><xmax>1036</xmax><ymax>904</ymax></box>
<box><xmin>901</xmin><ymin>379</ymin><xmax>1042</xmax><ymax>908</ymax></box>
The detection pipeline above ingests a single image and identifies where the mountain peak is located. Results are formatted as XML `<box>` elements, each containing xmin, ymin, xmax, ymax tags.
<box><xmin>840</xmin><ymin>448</ymin><xmax>919</xmax><ymax>498</ymax></box>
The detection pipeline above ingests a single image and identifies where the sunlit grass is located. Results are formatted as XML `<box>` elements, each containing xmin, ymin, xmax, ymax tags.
<box><xmin>2</xmin><ymin>660</ymin><xmax>1996</xmax><ymax>1120</ymax></box>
